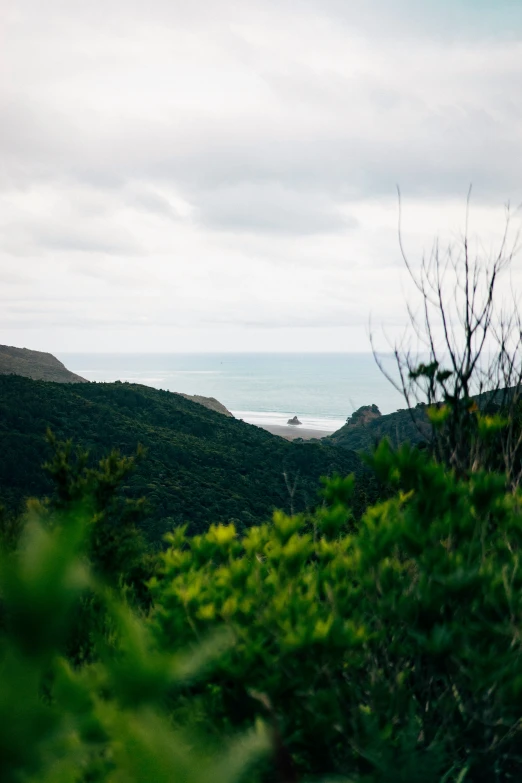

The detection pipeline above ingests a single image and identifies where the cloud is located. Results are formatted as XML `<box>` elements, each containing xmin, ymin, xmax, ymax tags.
<box><xmin>127</xmin><ymin>189</ymin><xmax>181</xmax><ymax>220</ymax></box>
<box><xmin>4</xmin><ymin>6</ymin><xmax>522</xmax><ymax>205</ymax></box>
<box><xmin>0</xmin><ymin>201</ymin><xmax>144</xmax><ymax>257</ymax></box>
<box><xmin>195</xmin><ymin>183</ymin><xmax>357</xmax><ymax>234</ymax></box>
<box><xmin>1</xmin><ymin>0</ymin><xmax>522</xmax><ymax>350</ymax></box>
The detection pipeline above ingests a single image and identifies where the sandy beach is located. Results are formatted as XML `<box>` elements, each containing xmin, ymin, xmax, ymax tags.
<box><xmin>257</xmin><ymin>424</ymin><xmax>334</xmax><ymax>441</ymax></box>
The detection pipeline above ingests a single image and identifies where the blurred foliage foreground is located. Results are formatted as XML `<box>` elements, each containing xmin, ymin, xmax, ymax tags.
<box><xmin>2</xmin><ymin>433</ymin><xmax>522</xmax><ymax>782</ymax></box>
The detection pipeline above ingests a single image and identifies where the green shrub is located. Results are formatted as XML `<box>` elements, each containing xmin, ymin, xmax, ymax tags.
<box><xmin>152</xmin><ymin>441</ymin><xmax>522</xmax><ymax>781</ymax></box>
<box><xmin>4</xmin><ymin>428</ymin><xmax>522</xmax><ymax>781</ymax></box>
<box><xmin>0</xmin><ymin>500</ymin><xmax>269</xmax><ymax>783</ymax></box>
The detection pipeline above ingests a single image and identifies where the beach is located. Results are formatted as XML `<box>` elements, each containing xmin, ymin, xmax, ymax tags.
<box><xmin>256</xmin><ymin>424</ymin><xmax>334</xmax><ymax>440</ymax></box>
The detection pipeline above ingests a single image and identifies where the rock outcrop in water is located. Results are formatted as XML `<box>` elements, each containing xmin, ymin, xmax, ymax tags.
<box><xmin>287</xmin><ymin>416</ymin><xmax>302</xmax><ymax>425</ymax></box>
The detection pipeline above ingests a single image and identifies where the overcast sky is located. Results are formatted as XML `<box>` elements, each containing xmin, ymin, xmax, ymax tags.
<box><xmin>2</xmin><ymin>0</ymin><xmax>522</xmax><ymax>352</ymax></box>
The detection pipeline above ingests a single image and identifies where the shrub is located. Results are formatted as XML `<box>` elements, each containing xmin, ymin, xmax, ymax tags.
<box><xmin>152</xmin><ymin>442</ymin><xmax>522</xmax><ymax>781</ymax></box>
<box><xmin>0</xmin><ymin>492</ymin><xmax>268</xmax><ymax>782</ymax></box>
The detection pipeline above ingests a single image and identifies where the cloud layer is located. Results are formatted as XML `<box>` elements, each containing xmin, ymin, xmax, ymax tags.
<box><xmin>1</xmin><ymin>0</ymin><xmax>522</xmax><ymax>351</ymax></box>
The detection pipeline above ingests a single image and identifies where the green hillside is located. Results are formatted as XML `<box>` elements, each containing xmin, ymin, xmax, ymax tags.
<box><xmin>327</xmin><ymin>404</ymin><xmax>430</xmax><ymax>450</ymax></box>
<box><xmin>328</xmin><ymin>391</ymin><xmax>511</xmax><ymax>453</ymax></box>
<box><xmin>0</xmin><ymin>375</ymin><xmax>364</xmax><ymax>542</ymax></box>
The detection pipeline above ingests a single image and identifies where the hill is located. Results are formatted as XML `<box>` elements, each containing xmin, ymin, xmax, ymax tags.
<box><xmin>0</xmin><ymin>344</ymin><xmax>233</xmax><ymax>417</ymax></box>
<box><xmin>0</xmin><ymin>375</ymin><xmax>365</xmax><ymax>543</ymax></box>
<box><xmin>0</xmin><ymin>344</ymin><xmax>88</xmax><ymax>383</ymax></box>
<box><xmin>327</xmin><ymin>404</ymin><xmax>430</xmax><ymax>450</ymax></box>
<box><xmin>328</xmin><ymin>386</ymin><xmax>514</xmax><ymax>452</ymax></box>
<box><xmin>177</xmin><ymin>393</ymin><xmax>232</xmax><ymax>417</ymax></box>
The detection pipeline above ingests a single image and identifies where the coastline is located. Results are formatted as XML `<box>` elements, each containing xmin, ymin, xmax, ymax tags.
<box><xmin>253</xmin><ymin>423</ymin><xmax>334</xmax><ymax>441</ymax></box>
<box><xmin>233</xmin><ymin>410</ymin><xmax>345</xmax><ymax>437</ymax></box>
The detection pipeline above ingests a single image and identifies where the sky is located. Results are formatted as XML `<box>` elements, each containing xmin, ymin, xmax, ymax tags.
<box><xmin>1</xmin><ymin>0</ymin><xmax>522</xmax><ymax>353</ymax></box>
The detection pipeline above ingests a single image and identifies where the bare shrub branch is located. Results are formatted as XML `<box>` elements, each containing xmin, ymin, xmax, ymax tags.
<box><xmin>373</xmin><ymin>191</ymin><xmax>522</xmax><ymax>485</ymax></box>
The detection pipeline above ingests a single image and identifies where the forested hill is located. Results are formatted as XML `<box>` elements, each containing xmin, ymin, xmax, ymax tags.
<box><xmin>327</xmin><ymin>404</ymin><xmax>430</xmax><ymax>451</ymax></box>
<box><xmin>0</xmin><ymin>344</ymin><xmax>88</xmax><ymax>383</ymax></box>
<box><xmin>0</xmin><ymin>375</ymin><xmax>364</xmax><ymax>543</ymax></box>
<box><xmin>328</xmin><ymin>388</ymin><xmax>508</xmax><ymax>451</ymax></box>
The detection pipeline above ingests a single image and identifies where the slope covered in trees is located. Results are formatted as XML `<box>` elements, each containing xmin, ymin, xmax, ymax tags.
<box><xmin>0</xmin><ymin>375</ymin><xmax>365</xmax><ymax>542</ymax></box>
<box><xmin>327</xmin><ymin>404</ymin><xmax>429</xmax><ymax>450</ymax></box>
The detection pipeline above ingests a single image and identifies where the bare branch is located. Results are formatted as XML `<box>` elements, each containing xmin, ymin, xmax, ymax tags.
<box><xmin>373</xmin><ymin>191</ymin><xmax>522</xmax><ymax>484</ymax></box>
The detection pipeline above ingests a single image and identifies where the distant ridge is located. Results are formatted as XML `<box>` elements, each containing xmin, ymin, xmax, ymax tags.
<box><xmin>0</xmin><ymin>344</ymin><xmax>88</xmax><ymax>383</ymax></box>
<box><xmin>0</xmin><ymin>345</ymin><xmax>234</xmax><ymax>417</ymax></box>
<box><xmin>327</xmin><ymin>404</ymin><xmax>429</xmax><ymax>451</ymax></box>
<box><xmin>328</xmin><ymin>388</ymin><xmax>512</xmax><ymax>451</ymax></box>
<box><xmin>177</xmin><ymin>393</ymin><xmax>233</xmax><ymax>417</ymax></box>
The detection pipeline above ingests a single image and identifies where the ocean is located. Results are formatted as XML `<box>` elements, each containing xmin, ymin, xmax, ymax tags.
<box><xmin>57</xmin><ymin>353</ymin><xmax>405</xmax><ymax>433</ymax></box>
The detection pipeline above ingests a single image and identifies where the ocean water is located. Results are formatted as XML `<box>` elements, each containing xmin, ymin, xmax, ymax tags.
<box><xmin>57</xmin><ymin>353</ymin><xmax>405</xmax><ymax>432</ymax></box>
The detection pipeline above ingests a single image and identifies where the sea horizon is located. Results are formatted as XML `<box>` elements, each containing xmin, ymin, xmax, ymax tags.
<box><xmin>57</xmin><ymin>352</ymin><xmax>405</xmax><ymax>431</ymax></box>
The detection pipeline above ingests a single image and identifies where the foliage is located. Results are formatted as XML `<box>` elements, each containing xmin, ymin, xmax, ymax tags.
<box><xmin>0</xmin><ymin>375</ymin><xmax>367</xmax><ymax>542</ymax></box>
<box><xmin>152</xmin><ymin>441</ymin><xmax>522</xmax><ymax>781</ymax></box>
<box><xmin>0</xmin><ymin>490</ymin><xmax>269</xmax><ymax>783</ymax></box>
<box><xmin>27</xmin><ymin>434</ymin><xmax>157</xmax><ymax>664</ymax></box>
<box><xmin>3</xmin><ymin>365</ymin><xmax>522</xmax><ymax>780</ymax></box>
<box><xmin>41</xmin><ymin>431</ymin><xmax>151</xmax><ymax>590</ymax></box>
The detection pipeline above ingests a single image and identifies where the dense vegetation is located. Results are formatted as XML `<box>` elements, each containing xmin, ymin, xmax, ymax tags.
<box><xmin>327</xmin><ymin>403</ymin><xmax>429</xmax><ymax>451</ymax></box>
<box><xmin>152</xmin><ymin>440</ymin><xmax>522</xmax><ymax>781</ymax></box>
<box><xmin>0</xmin><ymin>448</ymin><xmax>270</xmax><ymax>783</ymax></box>
<box><xmin>3</xmin><ymin>358</ymin><xmax>522</xmax><ymax>778</ymax></box>
<box><xmin>0</xmin><ymin>375</ymin><xmax>369</xmax><ymax>542</ymax></box>
<box><xmin>3</xmin><ymin>422</ymin><xmax>522</xmax><ymax>781</ymax></box>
